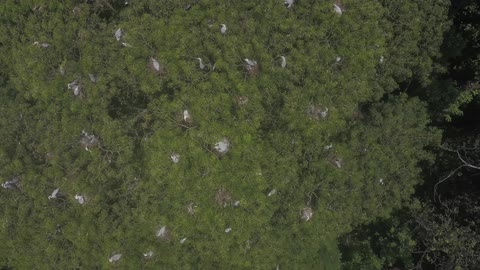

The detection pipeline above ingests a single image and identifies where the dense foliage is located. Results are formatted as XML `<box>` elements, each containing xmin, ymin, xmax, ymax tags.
<box><xmin>0</xmin><ymin>0</ymin><xmax>477</xmax><ymax>269</ymax></box>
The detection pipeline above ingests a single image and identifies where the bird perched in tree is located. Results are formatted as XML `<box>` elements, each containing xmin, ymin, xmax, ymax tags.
<box><xmin>320</xmin><ymin>107</ymin><xmax>328</xmax><ymax>118</ymax></box>
<box><xmin>196</xmin><ymin>58</ymin><xmax>205</xmax><ymax>69</ymax></box>
<box><xmin>74</xmin><ymin>194</ymin><xmax>85</xmax><ymax>204</ymax></box>
<box><xmin>170</xmin><ymin>153</ymin><xmax>180</xmax><ymax>164</ymax></box>
<box><xmin>301</xmin><ymin>207</ymin><xmax>313</xmax><ymax>221</ymax></box>
<box><xmin>156</xmin><ymin>226</ymin><xmax>167</xmax><ymax>238</ymax></box>
<box><xmin>115</xmin><ymin>28</ymin><xmax>122</xmax><ymax>41</ymax></box>
<box><xmin>284</xmin><ymin>0</ymin><xmax>294</xmax><ymax>8</ymax></box>
<box><xmin>244</xmin><ymin>59</ymin><xmax>257</xmax><ymax>66</ymax></box>
<box><xmin>1</xmin><ymin>177</ymin><xmax>19</xmax><ymax>189</ymax></box>
<box><xmin>109</xmin><ymin>253</ymin><xmax>122</xmax><ymax>262</ymax></box>
<box><xmin>88</xmin><ymin>74</ymin><xmax>96</xmax><ymax>83</ymax></box>
<box><xmin>225</xmin><ymin>227</ymin><xmax>232</xmax><ymax>233</ymax></box>
<box><xmin>33</xmin><ymin>41</ymin><xmax>50</xmax><ymax>48</ymax></box>
<box><xmin>48</xmin><ymin>188</ymin><xmax>59</xmax><ymax>200</ymax></box>
<box><xmin>334</xmin><ymin>4</ymin><xmax>342</xmax><ymax>15</ymax></box>
<box><xmin>183</xmin><ymin>110</ymin><xmax>191</xmax><ymax>122</ymax></box>
<box><xmin>214</xmin><ymin>138</ymin><xmax>230</xmax><ymax>154</ymax></box>
<box><xmin>180</xmin><ymin>237</ymin><xmax>187</xmax><ymax>244</ymax></box>
<box><xmin>151</xmin><ymin>58</ymin><xmax>160</xmax><ymax>72</ymax></box>
<box><xmin>220</xmin><ymin>24</ymin><xmax>227</xmax><ymax>35</ymax></box>
<box><xmin>67</xmin><ymin>80</ymin><xmax>83</xmax><ymax>97</ymax></box>
<box><xmin>280</xmin><ymin>56</ymin><xmax>286</xmax><ymax>68</ymax></box>
<box><xmin>143</xmin><ymin>251</ymin><xmax>153</xmax><ymax>258</ymax></box>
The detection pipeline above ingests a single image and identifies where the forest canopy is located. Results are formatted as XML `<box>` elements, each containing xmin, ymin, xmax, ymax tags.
<box><xmin>1</xmin><ymin>0</ymin><xmax>475</xmax><ymax>269</ymax></box>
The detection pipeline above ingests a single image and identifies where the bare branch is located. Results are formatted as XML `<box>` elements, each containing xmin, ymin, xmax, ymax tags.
<box><xmin>434</xmin><ymin>164</ymin><xmax>468</xmax><ymax>201</ymax></box>
<box><xmin>457</xmin><ymin>150</ymin><xmax>480</xmax><ymax>169</ymax></box>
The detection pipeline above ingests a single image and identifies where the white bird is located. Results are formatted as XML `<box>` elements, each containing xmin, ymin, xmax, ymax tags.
<box><xmin>220</xmin><ymin>24</ymin><xmax>227</xmax><ymax>34</ymax></box>
<box><xmin>379</xmin><ymin>56</ymin><xmax>384</xmax><ymax>64</ymax></box>
<box><xmin>121</xmin><ymin>42</ymin><xmax>132</xmax><ymax>47</ymax></box>
<box><xmin>48</xmin><ymin>188</ymin><xmax>59</xmax><ymax>200</ymax></box>
<box><xmin>170</xmin><ymin>153</ymin><xmax>180</xmax><ymax>164</ymax></box>
<box><xmin>320</xmin><ymin>107</ymin><xmax>329</xmax><ymax>119</ymax></box>
<box><xmin>67</xmin><ymin>80</ymin><xmax>78</xmax><ymax>90</ymax></box>
<box><xmin>115</xmin><ymin>28</ymin><xmax>122</xmax><ymax>41</ymax></box>
<box><xmin>301</xmin><ymin>207</ymin><xmax>313</xmax><ymax>221</ymax></box>
<box><xmin>284</xmin><ymin>0</ymin><xmax>294</xmax><ymax>8</ymax></box>
<box><xmin>214</xmin><ymin>138</ymin><xmax>230</xmax><ymax>154</ymax></box>
<box><xmin>151</xmin><ymin>58</ymin><xmax>160</xmax><ymax>72</ymax></box>
<box><xmin>109</xmin><ymin>253</ymin><xmax>122</xmax><ymax>262</ymax></box>
<box><xmin>233</xmin><ymin>200</ymin><xmax>240</xmax><ymax>207</ymax></box>
<box><xmin>183</xmin><ymin>110</ymin><xmax>191</xmax><ymax>122</ymax></box>
<box><xmin>225</xmin><ymin>227</ymin><xmax>232</xmax><ymax>233</ymax></box>
<box><xmin>180</xmin><ymin>237</ymin><xmax>187</xmax><ymax>244</ymax></box>
<box><xmin>196</xmin><ymin>58</ymin><xmax>205</xmax><ymax>69</ymax></box>
<box><xmin>335</xmin><ymin>56</ymin><xmax>342</xmax><ymax>63</ymax></box>
<box><xmin>74</xmin><ymin>194</ymin><xmax>85</xmax><ymax>204</ymax></box>
<box><xmin>156</xmin><ymin>226</ymin><xmax>167</xmax><ymax>238</ymax></box>
<box><xmin>379</xmin><ymin>178</ymin><xmax>384</xmax><ymax>185</ymax></box>
<box><xmin>244</xmin><ymin>59</ymin><xmax>257</xmax><ymax>66</ymax></box>
<box><xmin>324</xmin><ymin>144</ymin><xmax>333</xmax><ymax>150</ymax></box>
<box><xmin>280</xmin><ymin>56</ymin><xmax>286</xmax><ymax>68</ymax></box>
<box><xmin>73</xmin><ymin>85</ymin><xmax>81</xmax><ymax>96</ymax></box>
<box><xmin>1</xmin><ymin>177</ymin><xmax>19</xmax><ymax>189</ymax></box>
<box><xmin>88</xmin><ymin>73</ymin><xmax>96</xmax><ymax>83</ymax></box>
<box><xmin>1</xmin><ymin>183</ymin><xmax>10</xmax><ymax>189</ymax></box>
<box><xmin>334</xmin><ymin>4</ymin><xmax>342</xmax><ymax>15</ymax></box>
<box><xmin>33</xmin><ymin>41</ymin><xmax>50</xmax><ymax>48</ymax></box>
<box><xmin>143</xmin><ymin>251</ymin><xmax>153</xmax><ymax>257</ymax></box>
<box><xmin>267</xmin><ymin>189</ymin><xmax>277</xmax><ymax>197</ymax></box>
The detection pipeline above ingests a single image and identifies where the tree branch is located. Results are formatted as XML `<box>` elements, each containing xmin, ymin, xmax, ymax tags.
<box><xmin>457</xmin><ymin>150</ymin><xmax>480</xmax><ymax>169</ymax></box>
<box><xmin>434</xmin><ymin>164</ymin><xmax>468</xmax><ymax>201</ymax></box>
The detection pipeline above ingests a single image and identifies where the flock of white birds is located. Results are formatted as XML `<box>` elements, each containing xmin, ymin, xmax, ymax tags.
<box><xmin>9</xmin><ymin>1</ymin><xmax>383</xmax><ymax>266</ymax></box>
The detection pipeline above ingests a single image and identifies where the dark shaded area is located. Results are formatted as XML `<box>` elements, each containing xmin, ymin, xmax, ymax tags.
<box><xmin>342</xmin><ymin>0</ymin><xmax>480</xmax><ymax>268</ymax></box>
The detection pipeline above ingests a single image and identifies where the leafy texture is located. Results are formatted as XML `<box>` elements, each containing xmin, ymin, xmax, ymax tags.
<box><xmin>0</xmin><ymin>1</ymin><xmax>448</xmax><ymax>269</ymax></box>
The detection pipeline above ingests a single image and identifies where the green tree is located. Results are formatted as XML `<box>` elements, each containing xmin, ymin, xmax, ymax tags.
<box><xmin>0</xmin><ymin>1</ymin><xmax>450</xmax><ymax>269</ymax></box>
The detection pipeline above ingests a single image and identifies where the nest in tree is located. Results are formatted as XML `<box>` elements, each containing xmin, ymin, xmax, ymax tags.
<box><xmin>235</xmin><ymin>96</ymin><xmax>249</xmax><ymax>106</ymax></box>
<box><xmin>80</xmin><ymin>130</ymin><xmax>100</xmax><ymax>151</ymax></box>
<box><xmin>186</xmin><ymin>202</ymin><xmax>197</xmax><ymax>216</ymax></box>
<box><xmin>44</xmin><ymin>152</ymin><xmax>55</xmax><ymax>162</ymax></box>
<box><xmin>329</xmin><ymin>156</ymin><xmax>343</xmax><ymax>168</ymax></box>
<box><xmin>176</xmin><ymin>110</ymin><xmax>194</xmax><ymax>128</ymax></box>
<box><xmin>215</xmin><ymin>188</ymin><xmax>232</xmax><ymax>207</ymax></box>
<box><xmin>307</xmin><ymin>105</ymin><xmax>328</xmax><ymax>121</ymax></box>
